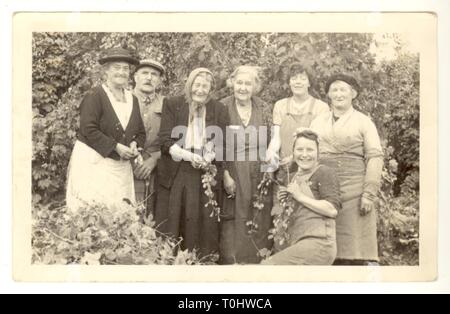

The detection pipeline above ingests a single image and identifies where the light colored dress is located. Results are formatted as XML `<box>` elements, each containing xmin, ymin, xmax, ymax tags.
<box><xmin>310</xmin><ymin>107</ymin><xmax>383</xmax><ymax>261</ymax></box>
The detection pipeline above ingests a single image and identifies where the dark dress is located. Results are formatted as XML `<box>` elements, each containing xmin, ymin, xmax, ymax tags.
<box><xmin>219</xmin><ymin>96</ymin><xmax>273</xmax><ymax>264</ymax></box>
<box><xmin>155</xmin><ymin>95</ymin><xmax>229</xmax><ymax>257</ymax></box>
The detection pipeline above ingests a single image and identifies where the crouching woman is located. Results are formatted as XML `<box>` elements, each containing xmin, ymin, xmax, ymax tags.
<box><xmin>262</xmin><ymin>129</ymin><xmax>341</xmax><ymax>265</ymax></box>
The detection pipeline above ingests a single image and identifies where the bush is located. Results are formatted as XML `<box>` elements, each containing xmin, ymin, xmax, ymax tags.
<box><xmin>377</xmin><ymin>192</ymin><xmax>419</xmax><ymax>266</ymax></box>
<box><xmin>32</xmin><ymin>201</ymin><xmax>216</xmax><ymax>265</ymax></box>
<box><xmin>377</xmin><ymin>157</ymin><xmax>419</xmax><ymax>265</ymax></box>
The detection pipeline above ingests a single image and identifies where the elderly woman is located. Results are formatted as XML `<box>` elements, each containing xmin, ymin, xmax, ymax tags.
<box><xmin>219</xmin><ymin>66</ymin><xmax>273</xmax><ymax>264</ymax></box>
<box><xmin>262</xmin><ymin>129</ymin><xmax>341</xmax><ymax>265</ymax></box>
<box><xmin>155</xmin><ymin>68</ymin><xmax>229</xmax><ymax>257</ymax></box>
<box><xmin>266</xmin><ymin>63</ymin><xmax>329</xmax><ymax>164</ymax></box>
<box><xmin>66</xmin><ymin>47</ymin><xmax>146</xmax><ymax>211</ymax></box>
<box><xmin>310</xmin><ymin>74</ymin><xmax>383</xmax><ymax>265</ymax></box>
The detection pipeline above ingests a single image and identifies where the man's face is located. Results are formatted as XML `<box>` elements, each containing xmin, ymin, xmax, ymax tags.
<box><xmin>134</xmin><ymin>66</ymin><xmax>162</xmax><ymax>94</ymax></box>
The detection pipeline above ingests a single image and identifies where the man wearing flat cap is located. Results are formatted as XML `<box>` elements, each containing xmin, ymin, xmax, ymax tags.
<box><xmin>132</xmin><ymin>59</ymin><xmax>166</xmax><ymax>219</ymax></box>
<box><xmin>310</xmin><ymin>74</ymin><xmax>383</xmax><ymax>265</ymax></box>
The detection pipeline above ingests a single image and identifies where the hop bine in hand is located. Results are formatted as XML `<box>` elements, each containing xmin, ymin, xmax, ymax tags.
<box><xmin>199</xmin><ymin>142</ymin><xmax>221</xmax><ymax>222</ymax></box>
<box><xmin>268</xmin><ymin>164</ymin><xmax>295</xmax><ymax>246</ymax></box>
<box><xmin>247</xmin><ymin>171</ymin><xmax>275</xmax><ymax>235</ymax></box>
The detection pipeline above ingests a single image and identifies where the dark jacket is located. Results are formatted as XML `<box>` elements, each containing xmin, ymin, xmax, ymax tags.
<box><xmin>77</xmin><ymin>86</ymin><xmax>146</xmax><ymax>160</ymax></box>
<box><xmin>157</xmin><ymin>95</ymin><xmax>229</xmax><ymax>189</ymax></box>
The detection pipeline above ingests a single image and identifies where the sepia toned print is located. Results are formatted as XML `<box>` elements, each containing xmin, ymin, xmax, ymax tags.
<box><xmin>13</xmin><ymin>12</ymin><xmax>437</xmax><ymax>282</ymax></box>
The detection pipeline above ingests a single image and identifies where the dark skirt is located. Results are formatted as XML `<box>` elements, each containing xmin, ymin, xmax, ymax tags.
<box><xmin>155</xmin><ymin>161</ymin><xmax>219</xmax><ymax>257</ymax></box>
<box><xmin>219</xmin><ymin>161</ymin><xmax>273</xmax><ymax>264</ymax></box>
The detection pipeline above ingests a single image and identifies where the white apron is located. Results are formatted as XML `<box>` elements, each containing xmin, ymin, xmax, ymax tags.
<box><xmin>66</xmin><ymin>140</ymin><xmax>135</xmax><ymax>212</ymax></box>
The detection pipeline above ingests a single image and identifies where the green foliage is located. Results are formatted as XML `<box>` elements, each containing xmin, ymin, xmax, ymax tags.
<box><xmin>376</xmin><ymin>146</ymin><xmax>419</xmax><ymax>266</ymax></box>
<box><xmin>32</xmin><ymin>201</ymin><xmax>215</xmax><ymax>265</ymax></box>
<box><xmin>378</xmin><ymin>167</ymin><xmax>419</xmax><ymax>265</ymax></box>
<box><xmin>378</xmin><ymin>54</ymin><xmax>420</xmax><ymax>195</ymax></box>
<box><xmin>377</xmin><ymin>193</ymin><xmax>419</xmax><ymax>266</ymax></box>
<box><xmin>32</xmin><ymin>32</ymin><xmax>420</xmax><ymax>265</ymax></box>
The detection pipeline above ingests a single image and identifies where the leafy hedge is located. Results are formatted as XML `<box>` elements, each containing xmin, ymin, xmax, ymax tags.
<box><xmin>32</xmin><ymin>32</ymin><xmax>420</xmax><ymax>265</ymax></box>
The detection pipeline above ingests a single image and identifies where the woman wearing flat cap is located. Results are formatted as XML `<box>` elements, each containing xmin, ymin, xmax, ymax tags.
<box><xmin>155</xmin><ymin>67</ymin><xmax>229</xmax><ymax>257</ymax></box>
<box><xmin>310</xmin><ymin>74</ymin><xmax>383</xmax><ymax>265</ymax></box>
<box><xmin>66</xmin><ymin>47</ymin><xmax>146</xmax><ymax>212</ymax></box>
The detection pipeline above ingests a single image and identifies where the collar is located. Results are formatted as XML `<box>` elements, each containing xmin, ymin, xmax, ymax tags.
<box><xmin>331</xmin><ymin>106</ymin><xmax>354</xmax><ymax>124</ymax></box>
<box><xmin>333</xmin><ymin>106</ymin><xmax>354</xmax><ymax>118</ymax></box>
<box><xmin>133</xmin><ymin>89</ymin><xmax>163</xmax><ymax>112</ymax></box>
<box><xmin>134</xmin><ymin>88</ymin><xmax>156</xmax><ymax>103</ymax></box>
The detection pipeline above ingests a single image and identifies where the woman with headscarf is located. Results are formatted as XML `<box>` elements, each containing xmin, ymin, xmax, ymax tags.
<box><xmin>66</xmin><ymin>47</ymin><xmax>146</xmax><ymax>212</ymax></box>
<box><xmin>261</xmin><ymin>129</ymin><xmax>341</xmax><ymax>265</ymax></box>
<box><xmin>310</xmin><ymin>74</ymin><xmax>384</xmax><ymax>265</ymax></box>
<box><xmin>219</xmin><ymin>66</ymin><xmax>273</xmax><ymax>264</ymax></box>
<box><xmin>155</xmin><ymin>68</ymin><xmax>229</xmax><ymax>257</ymax></box>
<box><xmin>266</xmin><ymin>63</ymin><xmax>329</xmax><ymax>165</ymax></box>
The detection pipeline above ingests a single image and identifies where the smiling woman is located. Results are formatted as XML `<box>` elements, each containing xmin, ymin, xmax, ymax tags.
<box><xmin>218</xmin><ymin>66</ymin><xmax>273</xmax><ymax>264</ymax></box>
<box><xmin>310</xmin><ymin>74</ymin><xmax>384</xmax><ymax>265</ymax></box>
<box><xmin>155</xmin><ymin>67</ymin><xmax>229</xmax><ymax>258</ymax></box>
<box><xmin>65</xmin><ymin>47</ymin><xmax>146</xmax><ymax>212</ymax></box>
<box><xmin>262</xmin><ymin>129</ymin><xmax>341</xmax><ymax>265</ymax></box>
<box><xmin>266</xmin><ymin>63</ymin><xmax>330</xmax><ymax>165</ymax></box>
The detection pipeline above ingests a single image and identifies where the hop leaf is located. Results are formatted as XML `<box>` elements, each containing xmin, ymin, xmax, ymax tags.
<box><xmin>80</xmin><ymin>251</ymin><xmax>102</xmax><ymax>265</ymax></box>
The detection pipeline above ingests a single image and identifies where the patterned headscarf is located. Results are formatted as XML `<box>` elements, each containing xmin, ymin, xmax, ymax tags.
<box><xmin>184</xmin><ymin>67</ymin><xmax>216</xmax><ymax>121</ymax></box>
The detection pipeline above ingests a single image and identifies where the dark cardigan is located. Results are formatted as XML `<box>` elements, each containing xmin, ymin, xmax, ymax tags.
<box><xmin>157</xmin><ymin>95</ymin><xmax>229</xmax><ymax>189</ymax></box>
<box><xmin>77</xmin><ymin>86</ymin><xmax>146</xmax><ymax>160</ymax></box>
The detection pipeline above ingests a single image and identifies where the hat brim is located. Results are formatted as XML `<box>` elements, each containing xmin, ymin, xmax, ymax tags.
<box><xmin>325</xmin><ymin>75</ymin><xmax>360</xmax><ymax>96</ymax></box>
<box><xmin>99</xmin><ymin>56</ymin><xmax>139</xmax><ymax>66</ymax></box>
<box><xmin>135</xmin><ymin>64</ymin><xmax>165</xmax><ymax>75</ymax></box>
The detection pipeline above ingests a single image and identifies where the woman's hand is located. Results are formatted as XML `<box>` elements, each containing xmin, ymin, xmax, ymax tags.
<box><xmin>265</xmin><ymin>149</ymin><xmax>280</xmax><ymax>168</ymax></box>
<box><xmin>203</xmin><ymin>150</ymin><xmax>216</xmax><ymax>163</ymax></box>
<box><xmin>191</xmin><ymin>154</ymin><xmax>205</xmax><ymax>169</ymax></box>
<box><xmin>134</xmin><ymin>153</ymin><xmax>144</xmax><ymax>167</ymax></box>
<box><xmin>277</xmin><ymin>186</ymin><xmax>290</xmax><ymax>202</ymax></box>
<box><xmin>286</xmin><ymin>183</ymin><xmax>306</xmax><ymax>203</ymax></box>
<box><xmin>360</xmin><ymin>196</ymin><xmax>375</xmax><ymax>216</ymax></box>
<box><xmin>223</xmin><ymin>171</ymin><xmax>236</xmax><ymax>197</ymax></box>
<box><xmin>115</xmin><ymin>143</ymin><xmax>136</xmax><ymax>160</ymax></box>
<box><xmin>129</xmin><ymin>141</ymin><xmax>140</xmax><ymax>157</ymax></box>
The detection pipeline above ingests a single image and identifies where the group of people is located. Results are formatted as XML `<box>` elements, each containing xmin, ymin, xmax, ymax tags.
<box><xmin>66</xmin><ymin>47</ymin><xmax>383</xmax><ymax>266</ymax></box>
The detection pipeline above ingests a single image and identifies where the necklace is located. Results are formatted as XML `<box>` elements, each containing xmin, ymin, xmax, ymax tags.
<box><xmin>236</xmin><ymin>101</ymin><xmax>252</xmax><ymax>126</ymax></box>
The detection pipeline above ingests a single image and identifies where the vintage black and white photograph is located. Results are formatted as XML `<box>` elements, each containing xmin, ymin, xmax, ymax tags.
<box><xmin>12</xmin><ymin>12</ymin><xmax>437</xmax><ymax>282</ymax></box>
